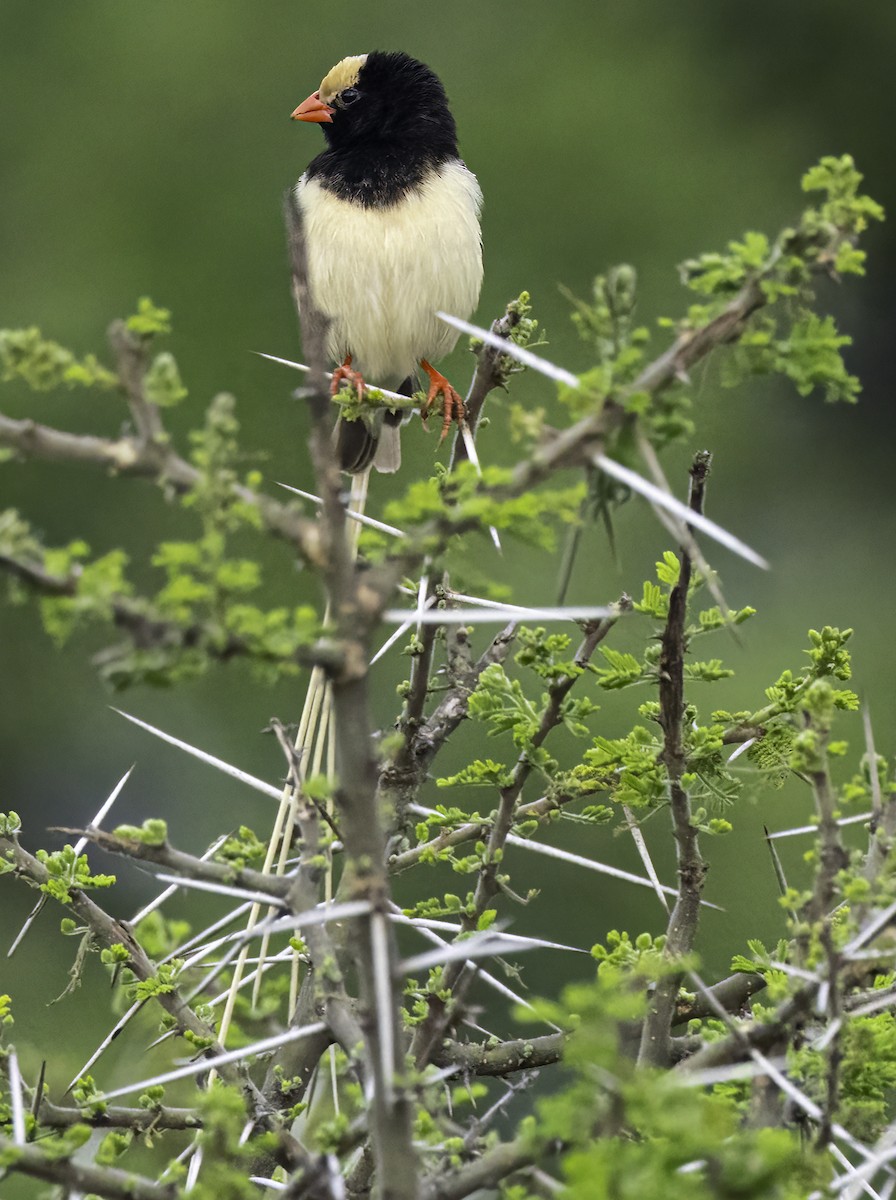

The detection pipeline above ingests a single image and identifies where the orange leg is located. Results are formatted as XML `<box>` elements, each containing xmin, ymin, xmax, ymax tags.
<box><xmin>420</xmin><ymin>360</ymin><xmax>466</xmax><ymax>443</ymax></box>
<box><xmin>330</xmin><ymin>354</ymin><xmax>366</xmax><ymax>401</ymax></box>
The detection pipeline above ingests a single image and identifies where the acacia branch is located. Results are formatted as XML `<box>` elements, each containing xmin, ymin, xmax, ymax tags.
<box><xmin>800</xmin><ymin>728</ymin><xmax>848</xmax><ymax>929</ymax></box>
<box><xmin>419</xmin><ymin>1136</ymin><xmax>540</xmax><ymax>1200</ymax></box>
<box><xmin>0</xmin><ymin>410</ymin><xmax>319</xmax><ymax>555</ymax></box>
<box><xmin>468</xmin><ymin>606</ymin><xmax>624</xmax><ymax>906</ymax></box>
<box><xmin>409</xmin><ymin>606</ymin><xmax>624</xmax><ymax>1069</ymax></box>
<box><xmin>57</xmin><ymin>818</ymin><xmax>366</xmax><ymax>1074</ymax></box>
<box><xmin>638</xmin><ymin>453</ymin><xmax>710</xmax><ymax>1068</ymax></box>
<box><xmin>355</xmin><ymin>225</ymin><xmax>852</xmax><ymax>627</ymax></box>
<box><xmin>35</xmin><ymin>1100</ymin><xmax>202</xmax><ymax>1132</ymax></box>
<box><xmin>428</xmin><ymin>974</ymin><xmax>767</xmax><ymax>1077</ymax></box>
<box><xmin>380</xmin><ymin>617</ymin><xmax>518</xmax><ymax>842</ymax></box>
<box><xmin>261</xmin><ymin>970</ymin><xmax>332</xmax><ymax>1114</ymax></box>
<box><xmin>282</xmin><ymin>785</ymin><xmax>366</xmax><ymax>1062</ymax></box>
<box><xmin>449</xmin><ymin>299</ymin><xmax>526</xmax><ymax>468</ymax></box>
<box><xmin>433</xmin><ymin>1033</ymin><xmax>564</xmax><ymax>1076</ymax></box>
<box><xmin>672</xmin><ymin>971</ymin><xmax>766</xmax><ymax>1025</ymax></box>
<box><xmin>391</xmin><ymin>575</ymin><xmax>442</xmax><ymax>791</ymax></box>
<box><xmin>677</xmin><ymin>985</ymin><xmax>817</xmax><ymax>1075</ymax></box>
<box><xmin>0</xmin><ymin>1135</ymin><xmax>177</xmax><ymax>1200</ymax></box>
<box><xmin>51</xmin><ymin>825</ymin><xmax>293</xmax><ymax>901</ymax></box>
<box><xmin>389</xmin><ymin>785</ymin><xmax>602</xmax><ymax>875</ymax></box>
<box><xmin>0</xmin><ymin>550</ymin><xmax>309</xmax><ymax>671</ymax></box>
<box><xmin>451</xmin><ymin>611</ymin><xmax>619</xmax><ymax>914</ymax></box>
<box><xmin>2</xmin><ymin>827</ymin><xmax>325</xmax><ymax>1181</ymax></box>
<box><xmin>416</xmin><ymin>622</ymin><xmax>517</xmax><ymax>759</ymax></box>
<box><xmin>108</xmin><ymin>319</ymin><xmax>168</xmax><ymax>444</ymax></box>
<box><xmin>0</xmin><ymin>833</ymin><xmax>243</xmax><ymax>1085</ymax></box>
<box><xmin>285</xmin><ymin>193</ymin><xmax>417</xmax><ymax>1200</ymax></box>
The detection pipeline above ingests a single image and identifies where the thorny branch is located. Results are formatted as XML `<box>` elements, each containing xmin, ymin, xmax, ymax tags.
<box><xmin>391</xmin><ymin>575</ymin><xmax>442</xmax><ymax>801</ymax></box>
<box><xmin>638</xmin><ymin>452</ymin><xmax>710</xmax><ymax>1068</ymax></box>
<box><xmin>409</xmin><ymin>604</ymin><xmax>626</xmax><ymax>1069</ymax></box>
<box><xmin>449</xmin><ymin>300</ymin><xmax>526</xmax><ymax>468</ymax></box>
<box><xmin>108</xmin><ymin>319</ymin><xmax>168</xmax><ymax>445</ymax></box>
<box><xmin>24</xmin><ymin>1098</ymin><xmax>202</xmax><ymax>1133</ymax></box>
<box><xmin>52</xmin><ymin>825</ymin><xmax>293</xmax><ymax>903</ymax></box>
<box><xmin>1</xmin><ymin>179</ymin><xmax>890</xmax><ymax>1196</ymax></box>
<box><xmin>466</xmin><ymin>605</ymin><xmax>625</xmax><ymax>907</ymax></box>
<box><xmin>277</xmin><ymin>761</ymin><xmax>366</xmax><ymax>1064</ymax></box>
<box><xmin>285</xmin><ymin>193</ymin><xmax>417</xmax><ymax>1200</ymax></box>
<box><xmin>419</xmin><ymin>1136</ymin><xmax>541</xmax><ymax>1200</ymax></box>
<box><xmin>800</xmin><ymin>728</ymin><xmax>848</xmax><ymax>930</ymax></box>
<box><xmin>379</xmin><ymin>615</ymin><xmax>519</xmax><ymax>837</ymax></box>
<box><xmin>389</xmin><ymin>786</ymin><xmax>602</xmax><ymax>876</ymax></box>
<box><xmin>1</xmin><ymin>224</ymin><xmax>851</xmax><ymax>640</ymax></box>
<box><xmin>0</xmin><ymin>408</ymin><xmax>317</xmax><ymax>555</ymax></box>
<box><xmin>0</xmin><ymin>549</ymin><xmax>310</xmax><ymax>672</ymax></box>
<box><xmin>0</xmin><ymin>1135</ymin><xmax>177</xmax><ymax>1200</ymax></box>
<box><xmin>0</xmin><ymin>831</ymin><xmax>276</xmax><ymax>1120</ymax></box>
<box><xmin>433</xmin><ymin>1034</ymin><xmax>564</xmax><ymax>1076</ymax></box>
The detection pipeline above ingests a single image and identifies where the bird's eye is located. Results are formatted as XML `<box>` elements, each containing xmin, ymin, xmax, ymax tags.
<box><xmin>338</xmin><ymin>87</ymin><xmax>361</xmax><ymax>107</ymax></box>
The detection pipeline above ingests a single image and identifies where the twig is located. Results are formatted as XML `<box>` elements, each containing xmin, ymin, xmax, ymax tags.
<box><xmin>51</xmin><ymin>826</ymin><xmax>293</xmax><ymax>903</ymax></box>
<box><xmin>638</xmin><ymin>452</ymin><xmax>710</xmax><ymax>1068</ymax></box>
<box><xmin>818</xmin><ymin>923</ymin><xmax>843</xmax><ymax>1149</ymax></box>
<box><xmin>390</xmin><ymin>788</ymin><xmax>597</xmax><ymax>876</ymax></box>
<box><xmin>462</xmin><ymin>1072</ymin><xmax>540</xmax><ymax>1148</ymax></box>
<box><xmin>0</xmin><ymin>1136</ymin><xmax>177</xmax><ymax>1200</ymax></box>
<box><xmin>35</xmin><ymin>1100</ymin><xmax>202</xmax><ymax>1132</ymax></box>
<box><xmin>671</xmin><ymin>972</ymin><xmax>767</xmax><ymax>1025</ymax></box>
<box><xmin>380</xmin><ymin>621</ymin><xmax>518</xmax><ymax>855</ymax></box>
<box><xmin>409</xmin><ymin>604</ymin><xmax>625</xmax><ymax>1068</ymax></box>
<box><xmin>280</xmin><ymin>770</ymin><xmax>366</xmax><ymax>1066</ymax></box>
<box><xmin>0</xmin><ymin>835</ymin><xmax>314</xmax><ymax>1178</ymax></box>
<box><xmin>800</xmin><ymin>726</ymin><xmax>848</xmax><ymax>930</ymax></box>
<box><xmin>677</xmin><ymin>986</ymin><xmax>818</xmax><ymax>1075</ymax></box>
<box><xmin>449</xmin><ymin>299</ymin><xmax>525</xmax><ymax>469</ymax></box>
<box><xmin>0</xmin><ymin>410</ymin><xmax>317</xmax><ymax>553</ymax></box>
<box><xmin>432</xmin><ymin>1034</ymin><xmax>564</xmax><ymax>1077</ymax></box>
<box><xmin>394</xmin><ymin>577</ymin><xmax>441</xmax><ymax>779</ymax></box>
<box><xmin>419</xmin><ymin>1135</ymin><xmax>540</xmax><ymax>1200</ymax></box>
<box><xmin>466</xmin><ymin>610</ymin><xmax>623</xmax><ymax>911</ymax></box>
<box><xmin>108</xmin><ymin>319</ymin><xmax>167</xmax><ymax>444</ymax></box>
<box><xmin>0</xmin><ymin>550</ymin><xmax>306</xmax><ymax>671</ymax></box>
<box><xmin>0</xmin><ymin>835</ymin><xmax>223</xmax><ymax>1049</ymax></box>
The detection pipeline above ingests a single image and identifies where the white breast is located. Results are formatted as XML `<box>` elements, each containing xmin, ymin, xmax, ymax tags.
<box><xmin>295</xmin><ymin>160</ymin><xmax>483</xmax><ymax>385</ymax></box>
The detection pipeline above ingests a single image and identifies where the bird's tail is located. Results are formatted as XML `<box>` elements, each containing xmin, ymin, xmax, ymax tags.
<box><xmin>334</xmin><ymin>375</ymin><xmax>415</xmax><ymax>474</ymax></box>
<box><xmin>334</xmin><ymin>414</ymin><xmax>379</xmax><ymax>473</ymax></box>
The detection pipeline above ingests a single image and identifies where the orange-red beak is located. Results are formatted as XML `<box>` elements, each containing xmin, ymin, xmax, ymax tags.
<box><xmin>291</xmin><ymin>91</ymin><xmax>335</xmax><ymax>124</ymax></box>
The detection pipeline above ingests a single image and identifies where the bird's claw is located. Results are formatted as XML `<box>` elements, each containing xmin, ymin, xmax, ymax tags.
<box><xmin>420</xmin><ymin>361</ymin><xmax>466</xmax><ymax>444</ymax></box>
<box><xmin>330</xmin><ymin>356</ymin><xmax>366</xmax><ymax>401</ymax></box>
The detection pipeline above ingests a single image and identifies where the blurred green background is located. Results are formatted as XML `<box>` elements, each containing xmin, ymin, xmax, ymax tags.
<box><xmin>2</xmin><ymin>0</ymin><xmax>895</xmax><ymax>1105</ymax></box>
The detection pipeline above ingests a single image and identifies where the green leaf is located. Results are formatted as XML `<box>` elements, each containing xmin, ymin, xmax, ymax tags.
<box><xmin>594</xmin><ymin>647</ymin><xmax>646</xmax><ymax>690</ymax></box>
<box><xmin>126</xmin><ymin>296</ymin><xmax>172</xmax><ymax>337</ymax></box>
<box><xmin>437</xmin><ymin>758</ymin><xmax>513</xmax><ymax>789</ymax></box>
<box><xmin>0</xmin><ymin>327</ymin><xmax>117</xmax><ymax>391</ymax></box>
<box><xmin>144</xmin><ymin>351</ymin><xmax>188</xmax><ymax>407</ymax></box>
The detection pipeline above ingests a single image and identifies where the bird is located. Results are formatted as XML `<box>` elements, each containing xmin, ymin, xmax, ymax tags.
<box><xmin>289</xmin><ymin>51</ymin><xmax>483</xmax><ymax>473</ymax></box>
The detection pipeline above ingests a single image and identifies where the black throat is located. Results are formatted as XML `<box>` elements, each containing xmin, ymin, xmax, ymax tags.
<box><xmin>305</xmin><ymin>142</ymin><xmax>454</xmax><ymax>207</ymax></box>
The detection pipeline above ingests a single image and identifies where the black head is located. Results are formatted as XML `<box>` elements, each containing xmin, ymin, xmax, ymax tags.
<box><xmin>293</xmin><ymin>51</ymin><xmax>459</xmax><ymax>166</ymax></box>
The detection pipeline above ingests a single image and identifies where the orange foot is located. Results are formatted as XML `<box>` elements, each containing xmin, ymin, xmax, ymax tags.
<box><xmin>420</xmin><ymin>359</ymin><xmax>466</xmax><ymax>443</ymax></box>
<box><xmin>330</xmin><ymin>354</ymin><xmax>366</xmax><ymax>401</ymax></box>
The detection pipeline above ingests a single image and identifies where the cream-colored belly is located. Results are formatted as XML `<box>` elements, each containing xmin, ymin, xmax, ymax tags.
<box><xmin>295</xmin><ymin>160</ymin><xmax>483</xmax><ymax>384</ymax></box>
